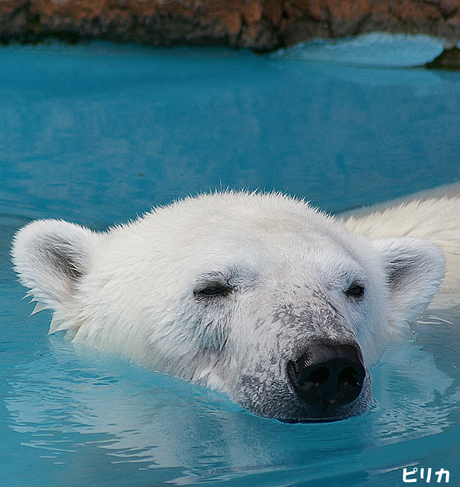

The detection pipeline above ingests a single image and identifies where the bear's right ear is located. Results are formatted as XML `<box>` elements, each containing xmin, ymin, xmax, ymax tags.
<box><xmin>372</xmin><ymin>237</ymin><xmax>445</xmax><ymax>323</ymax></box>
<box><xmin>11</xmin><ymin>220</ymin><xmax>100</xmax><ymax>316</ymax></box>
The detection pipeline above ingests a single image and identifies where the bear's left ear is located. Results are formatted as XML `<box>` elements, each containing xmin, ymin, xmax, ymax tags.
<box><xmin>372</xmin><ymin>237</ymin><xmax>445</xmax><ymax>321</ymax></box>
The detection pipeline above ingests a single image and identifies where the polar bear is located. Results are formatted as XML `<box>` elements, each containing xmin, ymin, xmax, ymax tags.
<box><xmin>11</xmin><ymin>191</ymin><xmax>460</xmax><ymax>422</ymax></box>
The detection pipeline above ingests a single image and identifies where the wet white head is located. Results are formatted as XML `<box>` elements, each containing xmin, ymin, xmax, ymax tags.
<box><xmin>12</xmin><ymin>192</ymin><xmax>445</xmax><ymax>422</ymax></box>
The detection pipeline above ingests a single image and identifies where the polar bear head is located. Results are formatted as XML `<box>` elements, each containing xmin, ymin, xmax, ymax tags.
<box><xmin>11</xmin><ymin>192</ymin><xmax>445</xmax><ymax>422</ymax></box>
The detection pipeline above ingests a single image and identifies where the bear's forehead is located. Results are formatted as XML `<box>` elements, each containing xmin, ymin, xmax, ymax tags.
<box><xmin>149</xmin><ymin>196</ymin><xmax>338</xmax><ymax>244</ymax></box>
<box><xmin>133</xmin><ymin>192</ymin><xmax>373</xmax><ymax>279</ymax></box>
<box><xmin>178</xmin><ymin>220</ymin><xmax>365</xmax><ymax>284</ymax></box>
<box><xmin>151</xmin><ymin>211</ymin><xmax>347</xmax><ymax>259</ymax></box>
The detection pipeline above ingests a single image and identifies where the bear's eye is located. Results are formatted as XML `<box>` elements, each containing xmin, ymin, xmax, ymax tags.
<box><xmin>194</xmin><ymin>282</ymin><xmax>233</xmax><ymax>299</ymax></box>
<box><xmin>345</xmin><ymin>282</ymin><xmax>365</xmax><ymax>299</ymax></box>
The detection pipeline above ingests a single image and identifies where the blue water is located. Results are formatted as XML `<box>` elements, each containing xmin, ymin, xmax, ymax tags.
<box><xmin>1</xmin><ymin>36</ymin><xmax>460</xmax><ymax>486</ymax></box>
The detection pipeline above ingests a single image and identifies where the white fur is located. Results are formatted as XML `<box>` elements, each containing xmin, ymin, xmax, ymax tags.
<box><xmin>11</xmin><ymin>191</ymin><xmax>451</xmax><ymax>422</ymax></box>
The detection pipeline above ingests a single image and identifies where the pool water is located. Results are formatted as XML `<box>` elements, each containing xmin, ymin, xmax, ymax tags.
<box><xmin>1</xmin><ymin>35</ymin><xmax>460</xmax><ymax>486</ymax></box>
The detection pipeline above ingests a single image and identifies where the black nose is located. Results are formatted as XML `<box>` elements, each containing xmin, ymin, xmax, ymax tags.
<box><xmin>287</xmin><ymin>339</ymin><xmax>365</xmax><ymax>409</ymax></box>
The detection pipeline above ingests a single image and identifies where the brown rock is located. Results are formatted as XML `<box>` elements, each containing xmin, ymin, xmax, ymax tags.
<box><xmin>0</xmin><ymin>0</ymin><xmax>29</xmax><ymax>40</ymax></box>
<box><xmin>1</xmin><ymin>0</ymin><xmax>460</xmax><ymax>51</ymax></box>
<box><xmin>425</xmin><ymin>46</ymin><xmax>460</xmax><ymax>69</ymax></box>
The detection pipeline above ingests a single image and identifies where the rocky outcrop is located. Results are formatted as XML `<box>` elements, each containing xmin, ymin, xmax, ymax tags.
<box><xmin>425</xmin><ymin>46</ymin><xmax>460</xmax><ymax>69</ymax></box>
<box><xmin>1</xmin><ymin>0</ymin><xmax>460</xmax><ymax>51</ymax></box>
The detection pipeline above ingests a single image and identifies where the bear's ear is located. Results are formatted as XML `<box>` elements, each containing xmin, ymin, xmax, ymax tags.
<box><xmin>11</xmin><ymin>220</ymin><xmax>99</xmax><ymax>315</ymax></box>
<box><xmin>372</xmin><ymin>237</ymin><xmax>445</xmax><ymax>321</ymax></box>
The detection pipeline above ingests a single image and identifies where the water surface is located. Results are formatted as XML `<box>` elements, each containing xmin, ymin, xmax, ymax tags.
<box><xmin>1</xmin><ymin>36</ymin><xmax>460</xmax><ymax>486</ymax></box>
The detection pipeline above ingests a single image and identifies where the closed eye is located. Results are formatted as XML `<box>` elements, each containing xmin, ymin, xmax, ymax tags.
<box><xmin>194</xmin><ymin>281</ymin><xmax>233</xmax><ymax>299</ymax></box>
<box><xmin>344</xmin><ymin>282</ymin><xmax>365</xmax><ymax>299</ymax></box>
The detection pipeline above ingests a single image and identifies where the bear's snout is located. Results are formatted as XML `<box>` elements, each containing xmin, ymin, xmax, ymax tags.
<box><xmin>287</xmin><ymin>339</ymin><xmax>365</xmax><ymax>416</ymax></box>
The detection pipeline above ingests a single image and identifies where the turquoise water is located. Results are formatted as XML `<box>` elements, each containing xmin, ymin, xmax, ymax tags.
<box><xmin>1</xmin><ymin>37</ymin><xmax>460</xmax><ymax>486</ymax></box>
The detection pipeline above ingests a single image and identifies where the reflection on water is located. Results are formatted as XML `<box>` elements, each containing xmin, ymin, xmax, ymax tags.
<box><xmin>1</xmin><ymin>42</ymin><xmax>460</xmax><ymax>226</ymax></box>
<box><xmin>3</xmin><ymin>306</ymin><xmax>460</xmax><ymax>486</ymax></box>
<box><xmin>273</xmin><ymin>33</ymin><xmax>445</xmax><ymax>68</ymax></box>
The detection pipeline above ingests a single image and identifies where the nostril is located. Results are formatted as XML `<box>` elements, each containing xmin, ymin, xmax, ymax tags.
<box><xmin>339</xmin><ymin>367</ymin><xmax>361</xmax><ymax>388</ymax></box>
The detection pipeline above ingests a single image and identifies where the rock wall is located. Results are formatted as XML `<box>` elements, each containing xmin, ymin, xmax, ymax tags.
<box><xmin>1</xmin><ymin>0</ymin><xmax>460</xmax><ymax>51</ymax></box>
